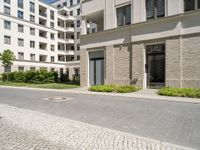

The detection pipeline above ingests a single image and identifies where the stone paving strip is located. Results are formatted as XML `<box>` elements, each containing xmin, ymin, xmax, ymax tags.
<box><xmin>0</xmin><ymin>104</ymin><xmax>195</xmax><ymax>150</ymax></box>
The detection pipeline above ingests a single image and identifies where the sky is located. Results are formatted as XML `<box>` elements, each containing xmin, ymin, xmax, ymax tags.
<box><xmin>43</xmin><ymin>0</ymin><xmax>56</xmax><ymax>4</ymax></box>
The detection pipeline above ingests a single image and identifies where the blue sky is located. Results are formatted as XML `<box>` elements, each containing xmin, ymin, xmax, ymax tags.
<box><xmin>43</xmin><ymin>0</ymin><xmax>56</xmax><ymax>4</ymax></box>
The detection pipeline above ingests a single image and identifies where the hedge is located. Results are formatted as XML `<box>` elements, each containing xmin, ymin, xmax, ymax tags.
<box><xmin>1</xmin><ymin>70</ymin><xmax>58</xmax><ymax>84</ymax></box>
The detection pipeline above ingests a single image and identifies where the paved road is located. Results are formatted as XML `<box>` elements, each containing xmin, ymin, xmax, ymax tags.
<box><xmin>0</xmin><ymin>87</ymin><xmax>199</xmax><ymax>149</ymax></box>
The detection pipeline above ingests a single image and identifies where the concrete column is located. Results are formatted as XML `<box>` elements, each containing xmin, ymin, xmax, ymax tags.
<box><xmin>81</xmin><ymin>18</ymin><xmax>87</xmax><ymax>35</ymax></box>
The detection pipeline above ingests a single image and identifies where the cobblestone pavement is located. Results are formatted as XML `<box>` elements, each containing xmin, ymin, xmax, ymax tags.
<box><xmin>0</xmin><ymin>104</ymin><xmax>193</xmax><ymax>150</ymax></box>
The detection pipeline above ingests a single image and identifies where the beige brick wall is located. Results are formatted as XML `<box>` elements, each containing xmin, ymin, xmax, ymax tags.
<box><xmin>105</xmin><ymin>46</ymin><xmax>114</xmax><ymax>84</ymax></box>
<box><xmin>113</xmin><ymin>44</ymin><xmax>131</xmax><ymax>85</ymax></box>
<box><xmin>165</xmin><ymin>37</ymin><xmax>181</xmax><ymax>87</ymax></box>
<box><xmin>132</xmin><ymin>42</ymin><xmax>144</xmax><ymax>88</ymax></box>
<box><xmin>181</xmin><ymin>34</ymin><xmax>200</xmax><ymax>88</ymax></box>
<box><xmin>80</xmin><ymin>49</ymin><xmax>89</xmax><ymax>87</ymax></box>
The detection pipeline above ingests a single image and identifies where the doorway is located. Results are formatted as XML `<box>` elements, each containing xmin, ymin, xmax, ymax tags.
<box><xmin>146</xmin><ymin>44</ymin><xmax>165</xmax><ymax>88</ymax></box>
<box><xmin>89</xmin><ymin>51</ymin><xmax>104</xmax><ymax>85</ymax></box>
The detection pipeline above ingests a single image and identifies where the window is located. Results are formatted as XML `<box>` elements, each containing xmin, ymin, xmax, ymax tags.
<box><xmin>30</xmin><ymin>54</ymin><xmax>35</xmax><ymax>61</ymax></box>
<box><xmin>51</xmin><ymin>45</ymin><xmax>55</xmax><ymax>51</ymax></box>
<box><xmin>50</xmin><ymin>33</ymin><xmax>55</xmax><ymax>40</ymax></box>
<box><xmin>77</xmin><ymin>8</ymin><xmax>80</xmax><ymax>15</ymax></box>
<box><xmin>30</xmin><ymin>67</ymin><xmax>35</xmax><ymax>71</ymax></box>
<box><xmin>70</xmin><ymin>0</ymin><xmax>73</xmax><ymax>6</ymax></box>
<box><xmin>50</xmin><ymin>10</ymin><xmax>54</xmax><ymax>20</ymax></box>
<box><xmin>184</xmin><ymin>0</ymin><xmax>200</xmax><ymax>11</ymax></box>
<box><xmin>70</xmin><ymin>11</ymin><xmax>73</xmax><ymax>16</ymax></box>
<box><xmin>18</xmin><ymin>11</ymin><xmax>23</xmax><ymax>19</ymax></box>
<box><xmin>4</xmin><ymin>0</ymin><xmax>10</xmax><ymax>4</ymax></box>
<box><xmin>50</xmin><ymin>68</ymin><xmax>55</xmax><ymax>72</ymax></box>
<box><xmin>18</xmin><ymin>66</ymin><xmax>24</xmax><ymax>72</ymax></box>
<box><xmin>30</xmin><ymin>15</ymin><xmax>35</xmax><ymax>22</ymax></box>
<box><xmin>77</xmin><ymin>32</ymin><xmax>80</xmax><ymax>39</ymax></box>
<box><xmin>50</xmin><ymin>22</ymin><xmax>54</xmax><ymax>28</ymax></box>
<box><xmin>4</xmin><ymin>36</ymin><xmax>11</xmax><ymax>44</ymax></box>
<box><xmin>18</xmin><ymin>0</ymin><xmax>23</xmax><ymax>9</ymax></box>
<box><xmin>18</xmin><ymin>52</ymin><xmax>24</xmax><ymax>60</ymax></box>
<box><xmin>77</xmin><ymin>56</ymin><xmax>80</xmax><ymax>60</ymax></box>
<box><xmin>77</xmin><ymin>0</ymin><xmax>80</xmax><ymax>4</ymax></box>
<box><xmin>30</xmin><ymin>2</ymin><xmax>35</xmax><ymax>13</ymax></box>
<box><xmin>18</xmin><ymin>24</ymin><xmax>24</xmax><ymax>33</ymax></box>
<box><xmin>63</xmin><ymin>2</ymin><xmax>67</xmax><ymax>6</ymax></box>
<box><xmin>4</xmin><ymin>20</ymin><xmax>11</xmax><ymax>30</ymax></box>
<box><xmin>77</xmin><ymin>45</ymin><xmax>80</xmax><ymax>51</ymax></box>
<box><xmin>18</xmin><ymin>38</ymin><xmax>24</xmax><ymax>47</ymax></box>
<box><xmin>30</xmin><ymin>28</ymin><xmax>35</xmax><ymax>35</ymax></box>
<box><xmin>116</xmin><ymin>5</ymin><xmax>131</xmax><ymax>26</ymax></box>
<box><xmin>4</xmin><ymin>66</ymin><xmax>11</xmax><ymax>73</ymax></box>
<box><xmin>30</xmin><ymin>41</ymin><xmax>35</xmax><ymax>48</ymax></box>
<box><xmin>51</xmin><ymin>56</ymin><xmax>55</xmax><ymax>62</ymax></box>
<box><xmin>146</xmin><ymin>0</ymin><xmax>165</xmax><ymax>20</ymax></box>
<box><xmin>57</xmin><ymin>4</ymin><xmax>61</xmax><ymax>8</ymax></box>
<box><xmin>4</xmin><ymin>6</ymin><xmax>10</xmax><ymax>15</ymax></box>
<box><xmin>77</xmin><ymin>20</ymin><xmax>80</xmax><ymax>27</ymax></box>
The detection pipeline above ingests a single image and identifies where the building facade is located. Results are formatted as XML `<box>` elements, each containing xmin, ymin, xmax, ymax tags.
<box><xmin>80</xmin><ymin>0</ymin><xmax>200</xmax><ymax>88</ymax></box>
<box><xmin>0</xmin><ymin>0</ymin><xmax>80</xmax><ymax>79</ymax></box>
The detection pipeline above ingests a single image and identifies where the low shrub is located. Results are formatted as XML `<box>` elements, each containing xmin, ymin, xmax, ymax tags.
<box><xmin>158</xmin><ymin>87</ymin><xmax>200</xmax><ymax>98</ymax></box>
<box><xmin>115</xmin><ymin>85</ymin><xmax>140</xmax><ymax>93</ymax></box>
<box><xmin>1</xmin><ymin>70</ymin><xmax>58</xmax><ymax>84</ymax></box>
<box><xmin>89</xmin><ymin>85</ymin><xmax>115</xmax><ymax>92</ymax></box>
<box><xmin>89</xmin><ymin>85</ymin><xmax>140</xmax><ymax>93</ymax></box>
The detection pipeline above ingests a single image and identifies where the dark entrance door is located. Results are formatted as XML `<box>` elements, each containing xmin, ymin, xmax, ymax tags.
<box><xmin>146</xmin><ymin>44</ymin><xmax>165</xmax><ymax>88</ymax></box>
<box><xmin>89</xmin><ymin>51</ymin><xmax>104</xmax><ymax>85</ymax></box>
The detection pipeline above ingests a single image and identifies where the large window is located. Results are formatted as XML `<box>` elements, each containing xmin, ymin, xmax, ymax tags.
<box><xmin>4</xmin><ymin>20</ymin><xmax>11</xmax><ymax>30</ymax></box>
<box><xmin>18</xmin><ymin>38</ymin><xmax>24</xmax><ymax>47</ymax></box>
<box><xmin>18</xmin><ymin>24</ymin><xmax>24</xmax><ymax>33</ymax></box>
<box><xmin>4</xmin><ymin>36</ymin><xmax>11</xmax><ymax>44</ymax></box>
<box><xmin>184</xmin><ymin>0</ymin><xmax>200</xmax><ymax>11</ymax></box>
<box><xmin>18</xmin><ymin>0</ymin><xmax>23</xmax><ymax>9</ymax></box>
<box><xmin>30</xmin><ymin>28</ymin><xmax>35</xmax><ymax>35</ymax></box>
<box><xmin>18</xmin><ymin>11</ymin><xmax>23</xmax><ymax>19</ymax></box>
<box><xmin>146</xmin><ymin>0</ymin><xmax>165</xmax><ymax>20</ymax></box>
<box><xmin>50</xmin><ymin>10</ymin><xmax>54</xmax><ymax>20</ymax></box>
<box><xmin>18</xmin><ymin>52</ymin><xmax>24</xmax><ymax>60</ymax></box>
<box><xmin>4</xmin><ymin>6</ymin><xmax>10</xmax><ymax>15</ymax></box>
<box><xmin>116</xmin><ymin>5</ymin><xmax>131</xmax><ymax>27</ymax></box>
<box><xmin>30</xmin><ymin>15</ymin><xmax>35</xmax><ymax>22</ymax></box>
<box><xmin>30</xmin><ymin>2</ymin><xmax>35</xmax><ymax>13</ymax></box>
<box><xmin>4</xmin><ymin>0</ymin><xmax>10</xmax><ymax>4</ymax></box>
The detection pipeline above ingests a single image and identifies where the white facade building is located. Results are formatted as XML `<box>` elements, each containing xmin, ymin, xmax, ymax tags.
<box><xmin>0</xmin><ymin>0</ymin><xmax>80</xmax><ymax>79</ymax></box>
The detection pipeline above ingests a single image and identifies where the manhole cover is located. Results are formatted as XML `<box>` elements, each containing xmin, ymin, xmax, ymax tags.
<box><xmin>43</xmin><ymin>96</ymin><xmax>72</xmax><ymax>102</ymax></box>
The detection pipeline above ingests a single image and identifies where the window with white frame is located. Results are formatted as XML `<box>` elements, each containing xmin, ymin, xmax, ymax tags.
<box><xmin>18</xmin><ymin>38</ymin><xmax>24</xmax><ymax>47</ymax></box>
<box><xmin>51</xmin><ymin>56</ymin><xmax>55</xmax><ymax>62</ymax></box>
<box><xmin>18</xmin><ymin>0</ymin><xmax>23</xmax><ymax>9</ymax></box>
<box><xmin>18</xmin><ymin>66</ymin><xmax>24</xmax><ymax>71</ymax></box>
<box><xmin>30</xmin><ymin>2</ymin><xmax>35</xmax><ymax>13</ymax></box>
<box><xmin>30</xmin><ymin>54</ymin><xmax>35</xmax><ymax>61</ymax></box>
<box><xmin>18</xmin><ymin>10</ymin><xmax>23</xmax><ymax>19</ymax></box>
<box><xmin>30</xmin><ymin>41</ymin><xmax>35</xmax><ymax>48</ymax></box>
<box><xmin>30</xmin><ymin>15</ymin><xmax>35</xmax><ymax>22</ymax></box>
<box><xmin>18</xmin><ymin>24</ymin><xmax>23</xmax><ymax>33</ymax></box>
<box><xmin>18</xmin><ymin>52</ymin><xmax>24</xmax><ymax>60</ymax></box>
<box><xmin>30</xmin><ymin>28</ymin><xmax>35</xmax><ymax>35</ymax></box>
<box><xmin>116</xmin><ymin>4</ymin><xmax>131</xmax><ymax>27</ymax></box>
<box><xmin>4</xmin><ymin>36</ymin><xmax>11</xmax><ymax>44</ymax></box>
<box><xmin>146</xmin><ymin>0</ymin><xmax>165</xmax><ymax>20</ymax></box>
<box><xmin>4</xmin><ymin>6</ymin><xmax>10</xmax><ymax>15</ymax></box>
<box><xmin>51</xmin><ymin>45</ymin><xmax>55</xmax><ymax>51</ymax></box>
<box><xmin>4</xmin><ymin>20</ymin><xmax>11</xmax><ymax>29</ymax></box>
<box><xmin>4</xmin><ymin>0</ymin><xmax>10</xmax><ymax>4</ymax></box>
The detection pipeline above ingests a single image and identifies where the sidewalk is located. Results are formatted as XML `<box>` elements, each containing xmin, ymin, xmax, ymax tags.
<box><xmin>0</xmin><ymin>85</ymin><xmax>199</xmax><ymax>104</ymax></box>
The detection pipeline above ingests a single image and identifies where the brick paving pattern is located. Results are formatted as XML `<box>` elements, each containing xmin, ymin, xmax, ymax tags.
<box><xmin>0</xmin><ymin>104</ymin><xmax>193</xmax><ymax>150</ymax></box>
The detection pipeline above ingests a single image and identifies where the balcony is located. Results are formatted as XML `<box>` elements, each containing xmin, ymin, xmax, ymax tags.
<box><xmin>39</xmin><ymin>42</ymin><xmax>47</xmax><ymax>50</ymax></box>
<box><xmin>39</xmin><ymin>18</ymin><xmax>47</xmax><ymax>26</ymax></box>
<box><xmin>39</xmin><ymin>30</ymin><xmax>47</xmax><ymax>38</ymax></box>
<box><xmin>39</xmin><ymin>5</ymin><xmax>47</xmax><ymax>18</ymax></box>
<box><xmin>66</xmin><ymin>39</ymin><xmax>75</xmax><ymax>44</ymax></box>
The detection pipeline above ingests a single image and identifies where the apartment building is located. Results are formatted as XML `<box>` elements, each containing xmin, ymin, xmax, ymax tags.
<box><xmin>80</xmin><ymin>0</ymin><xmax>200</xmax><ymax>88</ymax></box>
<box><xmin>51</xmin><ymin>0</ymin><xmax>81</xmax><ymax>61</ymax></box>
<box><xmin>0</xmin><ymin>0</ymin><xmax>80</xmax><ymax>79</ymax></box>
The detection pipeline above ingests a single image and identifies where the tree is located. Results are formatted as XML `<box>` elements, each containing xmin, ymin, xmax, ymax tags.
<box><xmin>0</xmin><ymin>49</ymin><xmax>15</xmax><ymax>81</ymax></box>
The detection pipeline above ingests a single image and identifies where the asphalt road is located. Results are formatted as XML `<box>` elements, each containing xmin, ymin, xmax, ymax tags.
<box><xmin>0</xmin><ymin>87</ymin><xmax>199</xmax><ymax>149</ymax></box>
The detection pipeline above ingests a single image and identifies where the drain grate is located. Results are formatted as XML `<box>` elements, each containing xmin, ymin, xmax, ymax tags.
<box><xmin>43</xmin><ymin>96</ymin><xmax>72</xmax><ymax>102</ymax></box>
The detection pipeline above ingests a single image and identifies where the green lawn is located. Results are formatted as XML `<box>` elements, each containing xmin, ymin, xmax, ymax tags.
<box><xmin>0</xmin><ymin>82</ymin><xmax>79</xmax><ymax>89</ymax></box>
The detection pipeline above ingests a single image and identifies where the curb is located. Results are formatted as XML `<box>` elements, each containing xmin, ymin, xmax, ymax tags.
<box><xmin>0</xmin><ymin>85</ymin><xmax>199</xmax><ymax>104</ymax></box>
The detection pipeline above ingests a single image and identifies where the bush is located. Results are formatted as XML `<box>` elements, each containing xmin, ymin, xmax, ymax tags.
<box><xmin>158</xmin><ymin>87</ymin><xmax>200</xmax><ymax>98</ymax></box>
<box><xmin>1</xmin><ymin>70</ymin><xmax>58</xmax><ymax>84</ymax></box>
<box><xmin>89</xmin><ymin>85</ymin><xmax>140</xmax><ymax>93</ymax></box>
